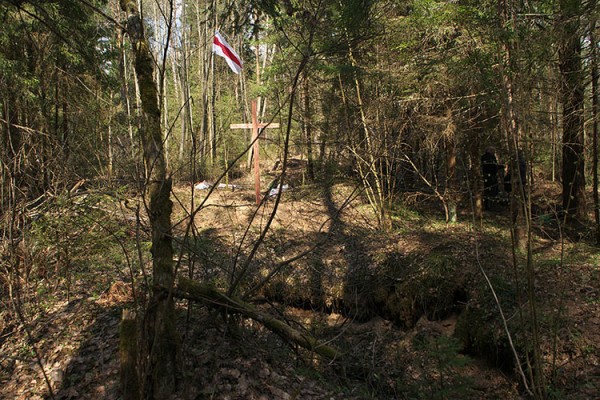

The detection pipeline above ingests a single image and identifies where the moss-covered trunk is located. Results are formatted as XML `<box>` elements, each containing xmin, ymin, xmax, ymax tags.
<box><xmin>120</xmin><ymin>1</ymin><xmax>177</xmax><ymax>398</ymax></box>
<box><xmin>120</xmin><ymin>309</ymin><xmax>141</xmax><ymax>400</ymax></box>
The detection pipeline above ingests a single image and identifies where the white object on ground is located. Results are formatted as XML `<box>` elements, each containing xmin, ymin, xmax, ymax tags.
<box><xmin>268</xmin><ymin>184</ymin><xmax>289</xmax><ymax>197</ymax></box>
<box><xmin>217</xmin><ymin>183</ymin><xmax>240</xmax><ymax>190</ymax></box>
<box><xmin>194</xmin><ymin>181</ymin><xmax>212</xmax><ymax>190</ymax></box>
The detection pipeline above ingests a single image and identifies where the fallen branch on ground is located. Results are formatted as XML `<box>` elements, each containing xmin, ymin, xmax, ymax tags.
<box><xmin>175</xmin><ymin>277</ymin><xmax>342</xmax><ymax>361</ymax></box>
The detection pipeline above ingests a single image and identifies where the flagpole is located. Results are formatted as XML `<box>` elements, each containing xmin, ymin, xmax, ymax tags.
<box><xmin>211</xmin><ymin>1</ymin><xmax>217</xmax><ymax>162</ymax></box>
<box><xmin>214</xmin><ymin>29</ymin><xmax>261</xmax><ymax>202</ymax></box>
<box><xmin>253</xmin><ymin>29</ymin><xmax>261</xmax><ymax>205</ymax></box>
<box><xmin>251</xmin><ymin>100</ymin><xmax>260</xmax><ymax>204</ymax></box>
<box><xmin>253</xmin><ymin>26</ymin><xmax>262</xmax><ymax>205</ymax></box>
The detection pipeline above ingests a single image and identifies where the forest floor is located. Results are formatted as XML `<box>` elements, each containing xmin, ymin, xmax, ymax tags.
<box><xmin>1</xmin><ymin>171</ymin><xmax>599</xmax><ymax>399</ymax></box>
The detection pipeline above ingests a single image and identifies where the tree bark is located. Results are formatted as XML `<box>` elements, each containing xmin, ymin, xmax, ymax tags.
<box><xmin>117</xmin><ymin>30</ymin><xmax>136</xmax><ymax>160</ymax></box>
<box><xmin>444</xmin><ymin>106</ymin><xmax>458</xmax><ymax>223</ymax></box>
<box><xmin>559</xmin><ymin>0</ymin><xmax>586</xmax><ymax>221</ymax></box>
<box><xmin>467</xmin><ymin>103</ymin><xmax>483</xmax><ymax>221</ymax></box>
<box><xmin>120</xmin><ymin>1</ymin><xmax>177</xmax><ymax>398</ymax></box>
<box><xmin>496</xmin><ymin>0</ymin><xmax>527</xmax><ymax>248</ymax></box>
<box><xmin>120</xmin><ymin>309</ymin><xmax>141</xmax><ymax>400</ymax></box>
<box><xmin>591</xmin><ymin>18</ymin><xmax>600</xmax><ymax>244</ymax></box>
<box><xmin>303</xmin><ymin>70</ymin><xmax>315</xmax><ymax>181</ymax></box>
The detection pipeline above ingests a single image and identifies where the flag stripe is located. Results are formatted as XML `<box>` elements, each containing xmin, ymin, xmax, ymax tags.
<box><xmin>213</xmin><ymin>36</ymin><xmax>242</xmax><ymax>69</ymax></box>
<box><xmin>213</xmin><ymin>32</ymin><xmax>242</xmax><ymax>74</ymax></box>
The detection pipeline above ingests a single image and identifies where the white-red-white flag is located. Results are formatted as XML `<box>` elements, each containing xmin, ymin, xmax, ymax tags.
<box><xmin>212</xmin><ymin>31</ymin><xmax>243</xmax><ymax>74</ymax></box>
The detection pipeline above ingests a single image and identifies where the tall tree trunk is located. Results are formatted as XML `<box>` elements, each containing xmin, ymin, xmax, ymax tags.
<box><xmin>120</xmin><ymin>1</ymin><xmax>177</xmax><ymax>399</ymax></box>
<box><xmin>550</xmin><ymin>92</ymin><xmax>558</xmax><ymax>182</ymax></box>
<box><xmin>118</xmin><ymin>31</ymin><xmax>136</xmax><ymax>160</ymax></box>
<box><xmin>196</xmin><ymin>0</ymin><xmax>211</xmax><ymax>161</ymax></box>
<box><xmin>444</xmin><ymin>106</ymin><xmax>458</xmax><ymax>223</ymax></box>
<box><xmin>184</xmin><ymin>20</ymin><xmax>194</xmax><ymax>164</ymax></box>
<box><xmin>178</xmin><ymin>1</ymin><xmax>194</xmax><ymax>165</ymax></box>
<box><xmin>108</xmin><ymin>93</ymin><xmax>114</xmax><ymax>178</ymax></box>
<box><xmin>497</xmin><ymin>1</ymin><xmax>543</xmax><ymax>397</ymax></box>
<box><xmin>62</xmin><ymin>100</ymin><xmax>69</xmax><ymax>162</ymax></box>
<box><xmin>559</xmin><ymin>0</ymin><xmax>586</xmax><ymax>221</ymax></box>
<box><xmin>497</xmin><ymin>0</ymin><xmax>526</xmax><ymax>249</ymax></box>
<box><xmin>303</xmin><ymin>70</ymin><xmax>315</xmax><ymax>181</ymax></box>
<box><xmin>466</xmin><ymin>95</ymin><xmax>483</xmax><ymax>220</ymax></box>
<box><xmin>591</xmin><ymin>18</ymin><xmax>600</xmax><ymax>244</ymax></box>
<box><xmin>163</xmin><ymin>64</ymin><xmax>170</xmax><ymax>166</ymax></box>
<box><xmin>210</xmin><ymin>0</ymin><xmax>217</xmax><ymax>163</ymax></box>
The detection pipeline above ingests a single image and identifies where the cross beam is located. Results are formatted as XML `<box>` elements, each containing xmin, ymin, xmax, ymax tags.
<box><xmin>230</xmin><ymin>99</ymin><xmax>280</xmax><ymax>204</ymax></box>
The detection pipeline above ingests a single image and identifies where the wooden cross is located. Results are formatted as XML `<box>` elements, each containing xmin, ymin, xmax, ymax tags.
<box><xmin>230</xmin><ymin>99</ymin><xmax>280</xmax><ymax>204</ymax></box>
